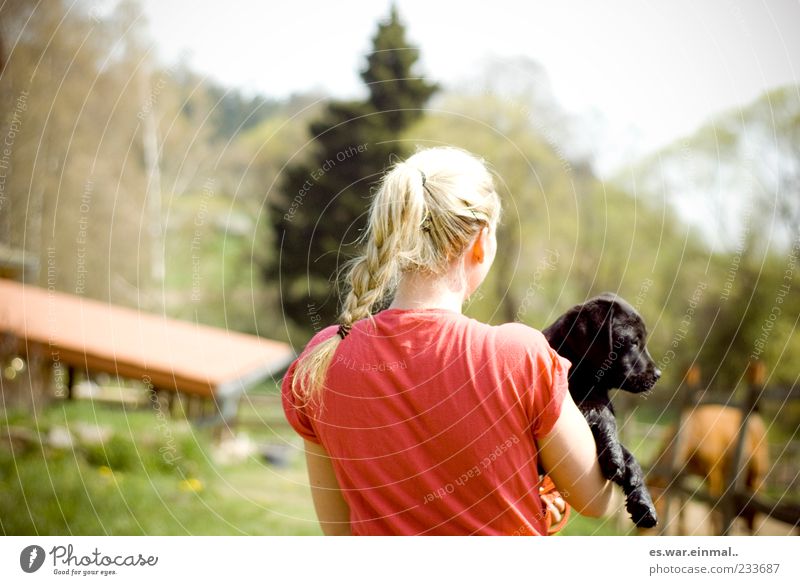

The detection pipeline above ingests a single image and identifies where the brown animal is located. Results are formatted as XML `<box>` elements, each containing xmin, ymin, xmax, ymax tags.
<box><xmin>645</xmin><ymin>404</ymin><xmax>769</xmax><ymax>535</ymax></box>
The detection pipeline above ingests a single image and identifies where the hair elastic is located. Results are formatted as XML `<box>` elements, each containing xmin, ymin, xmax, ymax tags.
<box><xmin>418</xmin><ymin>169</ymin><xmax>433</xmax><ymax>232</ymax></box>
<box><xmin>419</xmin><ymin>169</ymin><xmax>433</xmax><ymax>196</ymax></box>
<box><xmin>337</xmin><ymin>323</ymin><xmax>352</xmax><ymax>340</ymax></box>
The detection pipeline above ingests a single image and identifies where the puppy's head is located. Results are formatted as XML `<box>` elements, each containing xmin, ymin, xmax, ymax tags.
<box><xmin>543</xmin><ymin>293</ymin><xmax>661</xmax><ymax>396</ymax></box>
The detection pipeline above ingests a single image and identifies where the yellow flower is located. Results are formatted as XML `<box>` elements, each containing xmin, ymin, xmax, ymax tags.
<box><xmin>179</xmin><ymin>478</ymin><xmax>203</xmax><ymax>493</ymax></box>
<box><xmin>99</xmin><ymin>466</ymin><xmax>113</xmax><ymax>478</ymax></box>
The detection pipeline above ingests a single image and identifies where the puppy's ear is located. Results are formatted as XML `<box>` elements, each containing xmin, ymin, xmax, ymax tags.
<box><xmin>543</xmin><ymin>304</ymin><xmax>589</xmax><ymax>361</ymax></box>
<box><xmin>586</xmin><ymin>295</ymin><xmax>617</xmax><ymax>358</ymax></box>
<box><xmin>544</xmin><ymin>295</ymin><xmax>618</xmax><ymax>364</ymax></box>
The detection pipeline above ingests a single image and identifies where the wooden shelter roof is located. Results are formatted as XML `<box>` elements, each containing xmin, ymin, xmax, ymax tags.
<box><xmin>0</xmin><ymin>279</ymin><xmax>294</xmax><ymax>398</ymax></box>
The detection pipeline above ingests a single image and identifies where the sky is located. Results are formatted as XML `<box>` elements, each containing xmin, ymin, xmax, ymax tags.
<box><xmin>140</xmin><ymin>0</ymin><xmax>800</xmax><ymax>177</ymax></box>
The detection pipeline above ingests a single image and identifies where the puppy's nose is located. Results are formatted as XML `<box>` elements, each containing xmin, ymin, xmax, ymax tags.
<box><xmin>653</xmin><ymin>368</ymin><xmax>662</xmax><ymax>380</ymax></box>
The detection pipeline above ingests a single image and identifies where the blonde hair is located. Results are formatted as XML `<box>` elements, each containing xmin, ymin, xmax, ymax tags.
<box><xmin>291</xmin><ymin>146</ymin><xmax>501</xmax><ymax>404</ymax></box>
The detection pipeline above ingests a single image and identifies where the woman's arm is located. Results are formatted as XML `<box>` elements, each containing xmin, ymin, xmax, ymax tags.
<box><xmin>304</xmin><ymin>440</ymin><xmax>352</xmax><ymax>535</ymax></box>
<box><xmin>536</xmin><ymin>392</ymin><xmax>615</xmax><ymax>517</ymax></box>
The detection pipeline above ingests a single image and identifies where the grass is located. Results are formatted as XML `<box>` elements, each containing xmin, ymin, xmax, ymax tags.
<box><xmin>560</xmin><ymin>511</ymin><xmax>626</xmax><ymax>536</ymax></box>
<box><xmin>0</xmin><ymin>400</ymin><xmax>321</xmax><ymax>535</ymax></box>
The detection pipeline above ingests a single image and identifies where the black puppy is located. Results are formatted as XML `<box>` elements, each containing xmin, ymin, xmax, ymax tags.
<box><xmin>543</xmin><ymin>293</ymin><xmax>661</xmax><ymax>528</ymax></box>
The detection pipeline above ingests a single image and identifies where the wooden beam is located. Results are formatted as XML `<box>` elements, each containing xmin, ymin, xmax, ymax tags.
<box><xmin>721</xmin><ymin>363</ymin><xmax>762</xmax><ymax>535</ymax></box>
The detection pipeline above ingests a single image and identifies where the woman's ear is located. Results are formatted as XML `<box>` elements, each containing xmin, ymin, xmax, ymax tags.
<box><xmin>471</xmin><ymin>227</ymin><xmax>488</xmax><ymax>263</ymax></box>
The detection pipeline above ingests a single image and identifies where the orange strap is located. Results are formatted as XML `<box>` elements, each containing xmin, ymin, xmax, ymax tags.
<box><xmin>539</xmin><ymin>475</ymin><xmax>571</xmax><ymax>535</ymax></box>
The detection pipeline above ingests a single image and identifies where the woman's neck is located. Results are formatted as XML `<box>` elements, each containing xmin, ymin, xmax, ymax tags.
<box><xmin>388</xmin><ymin>270</ymin><xmax>466</xmax><ymax>313</ymax></box>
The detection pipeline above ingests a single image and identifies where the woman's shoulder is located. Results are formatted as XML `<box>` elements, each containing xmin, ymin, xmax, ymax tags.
<box><xmin>482</xmin><ymin>321</ymin><xmax>556</xmax><ymax>366</ymax></box>
<box><xmin>491</xmin><ymin>321</ymin><xmax>549</xmax><ymax>349</ymax></box>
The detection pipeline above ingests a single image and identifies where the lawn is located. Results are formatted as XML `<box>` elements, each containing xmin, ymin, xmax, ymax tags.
<box><xmin>0</xmin><ymin>399</ymin><xmax>321</xmax><ymax>535</ymax></box>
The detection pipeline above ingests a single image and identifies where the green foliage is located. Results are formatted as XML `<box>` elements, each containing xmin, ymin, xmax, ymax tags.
<box><xmin>361</xmin><ymin>5</ymin><xmax>438</xmax><ymax>133</ymax></box>
<box><xmin>204</xmin><ymin>81</ymin><xmax>280</xmax><ymax>141</ymax></box>
<box><xmin>616</xmin><ymin>84</ymin><xmax>800</xmax><ymax>392</ymax></box>
<box><xmin>692</xmin><ymin>249</ymin><xmax>800</xmax><ymax>389</ymax></box>
<box><xmin>83</xmin><ymin>434</ymin><xmax>139</xmax><ymax>472</ymax></box>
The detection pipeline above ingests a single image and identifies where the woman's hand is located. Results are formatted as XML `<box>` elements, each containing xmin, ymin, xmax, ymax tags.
<box><xmin>539</xmin><ymin>474</ymin><xmax>570</xmax><ymax>534</ymax></box>
<box><xmin>542</xmin><ymin>490</ymin><xmax>567</xmax><ymax>524</ymax></box>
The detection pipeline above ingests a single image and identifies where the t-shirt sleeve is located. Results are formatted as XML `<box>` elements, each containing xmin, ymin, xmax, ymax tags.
<box><xmin>280</xmin><ymin>326</ymin><xmax>338</xmax><ymax>445</ymax></box>
<box><xmin>500</xmin><ymin>323</ymin><xmax>571</xmax><ymax>439</ymax></box>
<box><xmin>530</xmin><ymin>342</ymin><xmax>571</xmax><ymax>438</ymax></box>
<box><xmin>280</xmin><ymin>356</ymin><xmax>321</xmax><ymax>444</ymax></box>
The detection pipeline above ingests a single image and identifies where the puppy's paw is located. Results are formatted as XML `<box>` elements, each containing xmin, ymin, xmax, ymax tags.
<box><xmin>627</xmin><ymin>492</ymin><xmax>658</xmax><ymax>528</ymax></box>
<box><xmin>597</xmin><ymin>445</ymin><xmax>625</xmax><ymax>482</ymax></box>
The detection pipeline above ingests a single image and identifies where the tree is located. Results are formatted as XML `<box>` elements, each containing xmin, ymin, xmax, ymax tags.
<box><xmin>0</xmin><ymin>0</ymin><xmax>153</xmax><ymax>304</ymax></box>
<box><xmin>618</xmin><ymin>84</ymin><xmax>800</xmax><ymax>388</ymax></box>
<box><xmin>267</xmin><ymin>6</ymin><xmax>437</xmax><ymax>338</ymax></box>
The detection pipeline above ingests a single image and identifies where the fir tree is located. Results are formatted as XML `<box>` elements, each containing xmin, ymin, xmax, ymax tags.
<box><xmin>267</xmin><ymin>6</ymin><xmax>437</xmax><ymax>336</ymax></box>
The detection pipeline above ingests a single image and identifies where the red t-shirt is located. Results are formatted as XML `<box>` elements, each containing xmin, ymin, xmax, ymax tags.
<box><xmin>281</xmin><ymin>308</ymin><xmax>570</xmax><ymax>535</ymax></box>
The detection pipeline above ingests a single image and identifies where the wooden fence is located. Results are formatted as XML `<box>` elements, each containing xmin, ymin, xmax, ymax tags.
<box><xmin>639</xmin><ymin>362</ymin><xmax>800</xmax><ymax>535</ymax></box>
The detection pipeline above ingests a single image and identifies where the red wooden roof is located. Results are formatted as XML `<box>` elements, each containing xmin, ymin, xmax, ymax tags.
<box><xmin>0</xmin><ymin>279</ymin><xmax>294</xmax><ymax>398</ymax></box>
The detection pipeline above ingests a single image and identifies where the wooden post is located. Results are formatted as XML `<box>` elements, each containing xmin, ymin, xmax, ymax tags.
<box><xmin>189</xmin><ymin>395</ymin><xmax>200</xmax><ymax>420</ymax></box>
<box><xmin>720</xmin><ymin>360</ymin><xmax>765</xmax><ymax>535</ymax></box>
<box><xmin>148</xmin><ymin>385</ymin><xmax>159</xmax><ymax>410</ymax></box>
<box><xmin>685</xmin><ymin>364</ymin><xmax>701</xmax><ymax>390</ymax></box>
<box><xmin>658</xmin><ymin>364</ymin><xmax>701</xmax><ymax>535</ymax></box>
<box><xmin>66</xmin><ymin>365</ymin><xmax>76</xmax><ymax>400</ymax></box>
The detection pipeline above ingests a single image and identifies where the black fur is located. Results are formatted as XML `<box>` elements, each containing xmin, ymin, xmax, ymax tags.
<box><xmin>542</xmin><ymin>293</ymin><xmax>661</xmax><ymax>528</ymax></box>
